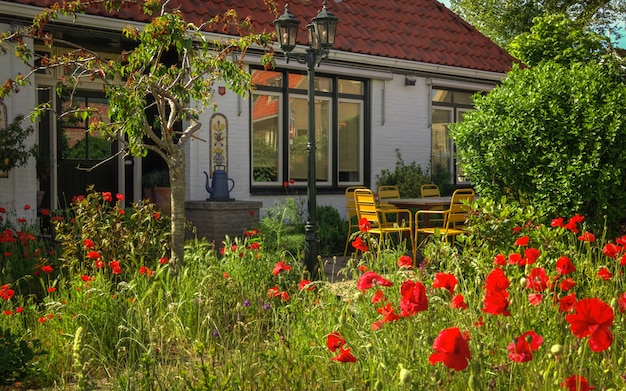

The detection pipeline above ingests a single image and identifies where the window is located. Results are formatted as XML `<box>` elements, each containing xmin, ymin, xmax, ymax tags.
<box><xmin>431</xmin><ymin>89</ymin><xmax>475</xmax><ymax>184</ymax></box>
<box><xmin>251</xmin><ymin>69</ymin><xmax>367</xmax><ymax>190</ymax></box>
<box><xmin>60</xmin><ymin>93</ymin><xmax>111</xmax><ymax>160</ymax></box>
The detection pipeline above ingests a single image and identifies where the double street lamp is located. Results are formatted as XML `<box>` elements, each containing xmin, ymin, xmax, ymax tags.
<box><xmin>274</xmin><ymin>2</ymin><xmax>338</xmax><ymax>278</ymax></box>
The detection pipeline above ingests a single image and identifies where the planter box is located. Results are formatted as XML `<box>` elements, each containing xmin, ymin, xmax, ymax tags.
<box><xmin>185</xmin><ymin>200</ymin><xmax>262</xmax><ymax>245</ymax></box>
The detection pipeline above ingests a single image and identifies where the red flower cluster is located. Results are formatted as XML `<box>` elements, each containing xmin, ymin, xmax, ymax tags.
<box><xmin>482</xmin><ymin>268</ymin><xmax>511</xmax><ymax>316</ymax></box>
<box><xmin>507</xmin><ymin>330</ymin><xmax>543</xmax><ymax>363</ymax></box>
<box><xmin>326</xmin><ymin>332</ymin><xmax>357</xmax><ymax>362</ymax></box>
<box><xmin>1</xmin><ymin>284</ymin><xmax>15</xmax><ymax>301</ymax></box>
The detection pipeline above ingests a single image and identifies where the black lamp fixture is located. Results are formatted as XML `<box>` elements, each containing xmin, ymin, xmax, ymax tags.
<box><xmin>274</xmin><ymin>2</ymin><xmax>339</xmax><ymax>278</ymax></box>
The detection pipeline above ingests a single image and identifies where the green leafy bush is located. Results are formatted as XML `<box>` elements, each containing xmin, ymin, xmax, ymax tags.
<box><xmin>452</xmin><ymin>59</ymin><xmax>626</xmax><ymax>234</ymax></box>
<box><xmin>316</xmin><ymin>205</ymin><xmax>347</xmax><ymax>256</ymax></box>
<box><xmin>259</xmin><ymin>197</ymin><xmax>305</xmax><ymax>256</ymax></box>
<box><xmin>376</xmin><ymin>149</ymin><xmax>431</xmax><ymax>197</ymax></box>
<box><xmin>0</xmin><ymin>328</ymin><xmax>43</xmax><ymax>386</ymax></box>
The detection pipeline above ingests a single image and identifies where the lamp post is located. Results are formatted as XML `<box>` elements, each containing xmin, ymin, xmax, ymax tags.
<box><xmin>274</xmin><ymin>2</ymin><xmax>338</xmax><ymax>278</ymax></box>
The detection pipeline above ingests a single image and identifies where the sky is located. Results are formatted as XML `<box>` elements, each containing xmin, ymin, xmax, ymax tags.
<box><xmin>437</xmin><ymin>0</ymin><xmax>626</xmax><ymax>49</ymax></box>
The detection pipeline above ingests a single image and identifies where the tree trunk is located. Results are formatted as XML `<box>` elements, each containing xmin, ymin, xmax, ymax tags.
<box><xmin>168</xmin><ymin>148</ymin><xmax>186</xmax><ymax>270</ymax></box>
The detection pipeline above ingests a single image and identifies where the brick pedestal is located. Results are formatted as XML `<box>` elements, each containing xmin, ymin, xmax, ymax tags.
<box><xmin>185</xmin><ymin>200</ymin><xmax>262</xmax><ymax>245</ymax></box>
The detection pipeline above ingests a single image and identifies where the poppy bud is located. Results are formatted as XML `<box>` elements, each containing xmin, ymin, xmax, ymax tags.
<box><xmin>619</xmin><ymin>356</ymin><xmax>624</xmax><ymax>366</ymax></box>
<box><xmin>519</xmin><ymin>277</ymin><xmax>527</xmax><ymax>287</ymax></box>
<box><xmin>354</xmin><ymin>292</ymin><xmax>365</xmax><ymax>302</ymax></box>
<box><xmin>550</xmin><ymin>344</ymin><xmax>563</xmax><ymax>356</ymax></box>
<box><xmin>610</xmin><ymin>297</ymin><xmax>618</xmax><ymax>309</ymax></box>
<box><xmin>398</xmin><ymin>365</ymin><xmax>412</xmax><ymax>385</ymax></box>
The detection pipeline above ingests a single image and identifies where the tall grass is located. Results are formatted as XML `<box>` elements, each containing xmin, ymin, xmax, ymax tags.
<box><xmin>0</xmin><ymin>195</ymin><xmax>624</xmax><ymax>390</ymax></box>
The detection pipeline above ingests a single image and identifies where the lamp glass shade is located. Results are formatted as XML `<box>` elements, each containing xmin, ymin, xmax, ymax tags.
<box><xmin>274</xmin><ymin>5</ymin><xmax>300</xmax><ymax>52</ymax></box>
<box><xmin>312</xmin><ymin>4</ymin><xmax>338</xmax><ymax>50</ymax></box>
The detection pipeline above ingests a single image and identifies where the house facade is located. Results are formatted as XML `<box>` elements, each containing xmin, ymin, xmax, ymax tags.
<box><xmin>0</xmin><ymin>0</ymin><xmax>517</xmax><ymax>222</ymax></box>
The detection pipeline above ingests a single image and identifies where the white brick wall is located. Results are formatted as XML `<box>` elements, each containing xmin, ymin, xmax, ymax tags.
<box><xmin>0</xmin><ymin>24</ymin><xmax>37</xmax><ymax>223</ymax></box>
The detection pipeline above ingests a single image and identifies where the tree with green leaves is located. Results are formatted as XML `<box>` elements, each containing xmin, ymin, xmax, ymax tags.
<box><xmin>0</xmin><ymin>0</ymin><xmax>277</xmax><ymax>267</ymax></box>
<box><xmin>449</xmin><ymin>0</ymin><xmax>626</xmax><ymax>48</ymax></box>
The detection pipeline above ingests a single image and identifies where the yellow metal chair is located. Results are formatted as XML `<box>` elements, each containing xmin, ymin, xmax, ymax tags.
<box><xmin>415</xmin><ymin>188</ymin><xmax>475</xmax><ymax>247</ymax></box>
<box><xmin>377</xmin><ymin>185</ymin><xmax>401</xmax><ymax>226</ymax></box>
<box><xmin>343</xmin><ymin>186</ymin><xmax>367</xmax><ymax>256</ymax></box>
<box><xmin>354</xmin><ymin>188</ymin><xmax>414</xmax><ymax>257</ymax></box>
<box><xmin>420</xmin><ymin>184</ymin><xmax>441</xmax><ymax>198</ymax></box>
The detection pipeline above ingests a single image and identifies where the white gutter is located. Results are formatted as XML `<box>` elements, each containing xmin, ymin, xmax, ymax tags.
<box><xmin>2</xmin><ymin>1</ymin><xmax>506</xmax><ymax>83</ymax></box>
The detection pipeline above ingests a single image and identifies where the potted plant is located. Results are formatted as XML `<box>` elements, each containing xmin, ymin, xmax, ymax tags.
<box><xmin>142</xmin><ymin>169</ymin><xmax>170</xmax><ymax>215</ymax></box>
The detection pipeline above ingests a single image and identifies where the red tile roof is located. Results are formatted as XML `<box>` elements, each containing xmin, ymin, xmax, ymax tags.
<box><xmin>9</xmin><ymin>0</ymin><xmax>517</xmax><ymax>74</ymax></box>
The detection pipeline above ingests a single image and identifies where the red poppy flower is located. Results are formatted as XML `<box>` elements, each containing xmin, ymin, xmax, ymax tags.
<box><xmin>556</xmin><ymin>256</ymin><xmax>576</xmax><ymax>275</ymax></box>
<box><xmin>371</xmin><ymin>289</ymin><xmax>386</xmax><ymax>303</ymax></box>
<box><xmin>514</xmin><ymin>235</ymin><xmax>529</xmax><ymax>246</ymax></box>
<box><xmin>116</xmin><ymin>193</ymin><xmax>125</xmax><ymax>201</ymax></box>
<box><xmin>41</xmin><ymin>209</ymin><xmax>50</xmax><ymax>216</ymax></box>
<box><xmin>280</xmin><ymin>291</ymin><xmax>290</xmax><ymax>301</ymax></box>
<box><xmin>578</xmin><ymin>231</ymin><xmax>595</xmax><ymax>242</ymax></box>
<box><xmin>159</xmin><ymin>257</ymin><xmax>169</xmax><ymax>264</ymax></box>
<box><xmin>433</xmin><ymin>272</ymin><xmax>458</xmax><ymax>296</ymax></box>
<box><xmin>356</xmin><ymin>271</ymin><xmax>392</xmax><ymax>292</ymax></box>
<box><xmin>102</xmin><ymin>192</ymin><xmax>113</xmax><ymax>202</ymax></box>
<box><xmin>153</xmin><ymin>212</ymin><xmax>161</xmax><ymax>220</ymax></box>
<box><xmin>597</xmin><ymin>267</ymin><xmax>613</xmax><ymax>280</ymax></box>
<box><xmin>47</xmin><ymin>286</ymin><xmax>56</xmax><ymax>293</ymax></box>
<box><xmin>1</xmin><ymin>284</ymin><xmax>15</xmax><ymax>301</ymax></box>
<box><xmin>83</xmin><ymin>238</ymin><xmax>95</xmax><ymax>249</ymax></box>
<box><xmin>428</xmin><ymin>327</ymin><xmax>471</xmax><ymax>371</ymax></box>
<box><xmin>352</xmin><ymin>237</ymin><xmax>368</xmax><ymax>252</ymax></box>
<box><xmin>299</xmin><ymin>279</ymin><xmax>315</xmax><ymax>291</ymax></box>
<box><xmin>41</xmin><ymin>265</ymin><xmax>54</xmax><ymax>274</ymax></box>
<box><xmin>526</xmin><ymin>268</ymin><xmax>549</xmax><ymax>292</ymax></box>
<box><xmin>0</xmin><ymin>207</ymin><xmax>5</xmax><ymax>213</ymax></box>
<box><xmin>528</xmin><ymin>293</ymin><xmax>543</xmax><ymax>305</ymax></box>
<box><xmin>359</xmin><ymin>217</ymin><xmax>371</xmax><ymax>232</ymax></box>
<box><xmin>551</xmin><ymin>217</ymin><xmax>564</xmax><ymax>227</ymax></box>
<box><xmin>450</xmin><ymin>294</ymin><xmax>468</xmax><ymax>310</ymax></box>
<box><xmin>507</xmin><ymin>330</ymin><xmax>543</xmax><ymax>363</ymax></box>
<box><xmin>562</xmin><ymin>375</ymin><xmax>595</xmax><ymax>391</ymax></box>
<box><xmin>268</xmin><ymin>286</ymin><xmax>280</xmax><ymax>298</ymax></box>
<box><xmin>17</xmin><ymin>218</ymin><xmax>26</xmax><ymax>224</ymax></box>
<box><xmin>24</xmin><ymin>204</ymin><xmax>31</xmax><ymax>211</ymax></box>
<box><xmin>566</xmin><ymin>297</ymin><xmax>614</xmax><ymax>352</ymax></box>
<box><xmin>272</xmin><ymin>261</ymin><xmax>291</xmax><ymax>276</ymax></box>
<box><xmin>485</xmin><ymin>268</ymin><xmax>510</xmax><ymax>291</ymax></box>
<box><xmin>326</xmin><ymin>332</ymin><xmax>346</xmax><ymax>351</ymax></box>
<box><xmin>15</xmin><ymin>306</ymin><xmax>23</xmax><ymax>314</ymax></box>
<box><xmin>620</xmin><ymin>253</ymin><xmax>626</xmax><ymax>266</ymax></box>
<box><xmin>81</xmin><ymin>275</ymin><xmax>92</xmax><ymax>282</ymax></box>
<box><xmin>602</xmin><ymin>242</ymin><xmax>622</xmax><ymax>258</ymax></box>
<box><xmin>507</xmin><ymin>253</ymin><xmax>522</xmax><ymax>265</ymax></box>
<box><xmin>87</xmin><ymin>251</ymin><xmax>101</xmax><ymax>260</ymax></box>
<box><xmin>482</xmin><ymin>289</ymin><xmax>511</xmax><ymax>316</ymax></box>
<box><xmin>559</xmin><ymin>278</ymin><xmax>576</xmax><ymax>292</ymax></box>
<box><xmin>522</xmin><ymin>248</ymin><xmax>541</xmax><ymax>265</ymax></box>
<box><xmin>397</xmin><ymin>255</ymin><xmax>413</xmax><ymax>268</ymax></box>
<box><xmin>558</xmin><ymin>292</ymin><xmax>577</xmax><ymax>313</ymax></box>
<box><xmin>493</xmin><ymin>254</ymin><xmax>506</xmax><ymax>266</ymax></box>
<box><xmin>376</xmin><ymin>302</ymin><xmax>401</xmax><ymax>324</ymax></box>
<box><xmin>564</xmin><ymin>214</ymin><xmax>584</xmax><ymax>234</ymax></box>
<box><xmin>109</xmin><ymin>260</ymin><xmax>123</xmax><ymax>275</ymax></box>
<box><xmin>331</xmin><ymin>346</ymin><xmax>357</xmax><ymax>362</ymax></box>
<box><xmin>399</xmin><ymin>280</ymin><xmax>428</xmax><ymax>316</ymax></box>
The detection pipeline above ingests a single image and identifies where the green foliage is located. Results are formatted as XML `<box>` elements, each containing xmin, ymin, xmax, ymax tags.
<box><xmin>259</xmin><ymin>197</ymin><xmax>305</xmax><ymax>256</ymax></box>
<box><xmin>0</xmin><ymin>114</ymin><xmax>35</xmax><ymax>172</ymax></box>
<box><xmin>317</xmin><ymin>205</ymin><xmax>347</xmax><ymax>256</ymax></box>
<box><xmin>53</xmin><ymin>186</ymin><xmax>171</xmax><ymax>276</ymax></box>
<box><xmin>376</xmin><ymin>149</ymin><xmax>431</xmax><ymax>198</ymax></box>
<box><xmin>450</xmin><ymin>0</ymin><xmax>626</xmax><ymax>48</ymax></box>
<box><xmin>0</xmin><ymin>328</ymin><xmax>43</xmax><ymax>385</ymax></box>
<box><xmin>508</xmin><ymin>13</ymin><xmax>610</xmax><ymax>66</ymax></box>
<box><xmin>451</xmin><ymin>59</ymin><xmax>626</xmax><ymax>234</ymax></box>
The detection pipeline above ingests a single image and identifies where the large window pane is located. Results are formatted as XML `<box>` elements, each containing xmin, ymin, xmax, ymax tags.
<box><xmin>61</xmin><ymin>95</ymin><xmax>110</xmax><ymax>160</ymax></box>
<box><xmin>338</xmin><ymin>100</ymin><xmax>362</xmax><ymax>182</ymax></box>
<box><xmin>431</xmin><ymin>108</ymin><xmax>453</xmax><ymax>179</ymax></box>
<box><xmin>252</xmin><ymin>92</ymin><xmax>281</xmax><ymax>183</ymax></box>
<box><xmin>288</xmin><ymin>96</ymin><xmax>330</xmax><ymax>182</ymax></box>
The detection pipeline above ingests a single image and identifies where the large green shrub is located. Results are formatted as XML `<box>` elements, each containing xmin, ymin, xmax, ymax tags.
<box><xmin>316</xmin><ymin>205</ymin><xmax>347</xmax><ymax>256</ymax></box>
<box><xmin>451</xmin><ymin>59</ymin><xmax>626</xmax><ymax>234</ymax></box>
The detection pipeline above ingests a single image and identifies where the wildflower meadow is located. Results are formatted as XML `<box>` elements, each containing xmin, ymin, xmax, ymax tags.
<box><xmin>0</xmin><ymin>190</ymin><xmax>625</xmax><ymax>390</ymax></box>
